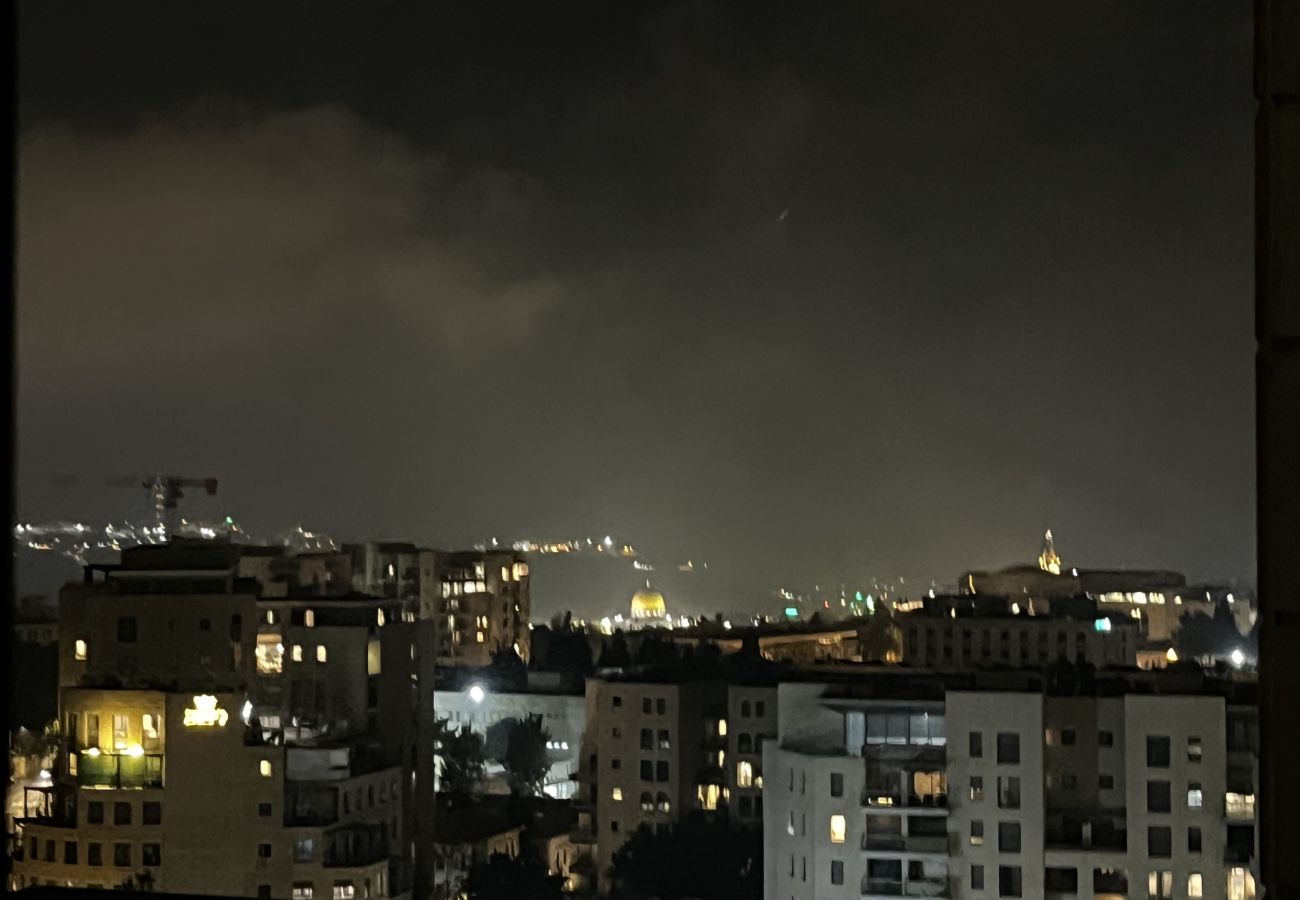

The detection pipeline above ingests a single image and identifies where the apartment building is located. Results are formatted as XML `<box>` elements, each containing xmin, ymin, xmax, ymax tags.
<box><xmin>570</xmin><ymin>665</ymin><xmax>780</xmax><ymax>893</ymax></box>
<box><xmin>897</xmin><ymin>610</ymin><xmax>1141</xmax><ymax>670</ymax></box>
<box><xmin>421</xmin><ymin>550</ymin><xmax>531</xmax><ymax>668</ymax></box>
<box><xmin>9</xmin><ymin>541</ymin><xmax>422</xmax><ymax>900</ymax></box>
<box><xmin>763</xmin><ymin>669</ymin><xmax>1258</xmax><ymax>900</ymax></box>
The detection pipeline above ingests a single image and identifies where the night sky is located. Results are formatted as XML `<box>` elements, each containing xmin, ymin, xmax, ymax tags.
<box><xmin>16</xmin><ymin>1</ymin><xmax>1256</xmax><ymax>614</ymax></box>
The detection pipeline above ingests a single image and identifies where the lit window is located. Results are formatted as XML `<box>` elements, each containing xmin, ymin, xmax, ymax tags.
<box><xmin>367</xmin><ymin>640</ymin><xmax>382</xmax><ymax>676</ymax></box>
<box><xmin>717</xmin><ymin>719</ymin><xmax>727</xmax><ymax>737</ymax></box>
<box><xmin>316</xmin><ymin>645</ymin><xmax>328</xmax><ymax>663</ymax></box>
<box><xmin>292</xmin><ymin>644</ymin><xmax>304</xmax><ymax>662</ymax></box>
<box><xmin>476</xmin><ymin>631</ymin><xmax>486</xmax><ymax>643</ymax></box>
<box><xmin>611</xmin><ymin>788</ymin><xmax>623</xmax><ymax>802</ymax></box>
<box><xmin>737</xmin><ymin>761</ymin><xmax>753</xmax><ymax>788</ymax></box>
<box><xmin>256</xmin><ymin>635</ymin><xmax>284</xmax><ymax>674</ymax></box>
<box><xmin>333</xmin><ymin>882</ymin><xmax>355</xmax><ymax>900</ymax></box>
<box><xmin>74</xmin><ymin>639</ymin><xmax>88</xmax><ymax>661</ymax></box>
<box><xmin>697</xmin><ymin>784</ymin><xmax>721</xmax><ymax>810</ymax></box>
<box><xmin>1148</xmin><ymin>870</ymin><xmax>1173</xmax><ymax>900</ymax></box>
<box><xmin>1187</xmin><ymin>873</ymin><xmax>1203</xmax><ymax>898</ymax></box>
<box><xmin>1187</xmin><ymin>783</ymin><xmax>1203</xmax><ymax>809</ymax></box>
<box><xmin>304</xmin><ymin>609</ymin><xmax>315</xmax><ymax>628</ymax></box>
<box><xmin>260</xmin><ymin>760</ymin><xmax>273</xmax><ymax>778</ymax></box>
<box><xmin>142</xmin><ymin>714</ymin><xmax>160</xmax><ymax>750</ymax></box>
<box><xmin>501</xmin><ymin>566</ymin><xmax>511</xmax><ymax>582</ymax></box>
<box><xmin>376</xmin><ymin>609</ymin><xmax>385</xmax><ymax>627</ymax></box>
<box><xmin>1225</xmin><ymin>793</ymin><xmax>1255</xmax><ymax>819</ymax></box>
<box><xmin>1228</xmin><ymin>867</ymin><xmax>1256</xmax><ymax>900</ymax></box>
<box><xmin>293</xmin><ymin>885</ymin><xmax>314</xmax><ymax>900</ymax></box>
<box><xmin>266</xmin><ymin>610</ymin><xmax>277</xmax><ymax>625</ymax></box>
<box><xmin>829</xmin><ymin>814</ymin><xmax>846</xmax><ymax>844</ymax></box>
<box><xmin>513</xmin><ymin>562</ymin><xmax>529</xmax><ymax>579</ymax></box>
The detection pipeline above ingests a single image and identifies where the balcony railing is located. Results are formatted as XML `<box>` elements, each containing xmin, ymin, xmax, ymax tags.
<box><xmin>861</xmin><ymin>834</ymin><xmax>948</xmax><ymax>854</ymax></box>
<box><xmin>76</xmin><ymin>752</ymin><xmax>164</xmax><ymax>789</ymax></box>
<box><xmin>861</xmin><ymin>791</ymin><xmax>948</xmax><ymax>810</ymax></box>
<box><xmin>861</xmin><ymin>877</ymin><xmax>950</xmax><ymax>898</ymax></box>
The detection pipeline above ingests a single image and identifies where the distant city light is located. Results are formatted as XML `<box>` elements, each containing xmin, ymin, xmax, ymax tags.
<box><xmin>784</xmin><ymin>607</ymin><xmax>798</xmax><ymax>618</ymax></box>
<box><xmin>1230</xmin><ymin>649</ymin><xmax>1245</xmax><ymax>667</ymax></box>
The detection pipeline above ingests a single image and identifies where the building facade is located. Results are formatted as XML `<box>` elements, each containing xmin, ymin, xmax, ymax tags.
<box><xmin>763</xmin><ymin>673</ymin><xmax>1258</xmax><ymax>900</ymax></box>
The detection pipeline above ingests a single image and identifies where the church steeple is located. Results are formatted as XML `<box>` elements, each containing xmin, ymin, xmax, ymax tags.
<box><xmin>1038</xmin><ymin>528</ymin><xmax>1063</xmax><ymax>575</ymax></box>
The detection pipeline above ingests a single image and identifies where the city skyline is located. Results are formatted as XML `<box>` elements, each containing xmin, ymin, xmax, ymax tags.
<box><xmin>16</xmin><ymin>1</ymin><xmax>1258</xmax><ymax>602</ymax></box>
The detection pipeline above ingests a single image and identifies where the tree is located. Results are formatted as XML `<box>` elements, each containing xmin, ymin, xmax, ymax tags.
<box><xmin>1176</xmin><ymin>603</ymin><xmax>1249</xmax><ymax>659</ymax></box>
<box><xmin>597</xmin><ymin>632</ymin><xmax>631</xmax><ymax>668</ymax></box>
<box><xmin>633</xmin><ymin>633</ymin><xmax>679</xmax><ymax>665</ymax></box>
<box><xmin>502</xmin><ymin>714</ymin><xmax>551</xmax><ymax>797</ymax></box>
<box><xmin>434</xmin><ymin>718</ymin><xmax>485</xmax><ymax>797</ymax></box>
<box><xmin>609</xmin><ymin>813</ymin><xmax>762</xmax><ymax>900</ymax></box>
<box><xmin>462</xmin><ymin>852</ymin><xmax>565</xmax><ymax>900</ymax></box>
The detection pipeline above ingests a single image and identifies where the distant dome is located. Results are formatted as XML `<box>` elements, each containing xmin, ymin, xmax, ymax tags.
<box><xmin>630</xmin><ymin>588</ymin><xmax>668</xmax><ymax>620</ymax></box>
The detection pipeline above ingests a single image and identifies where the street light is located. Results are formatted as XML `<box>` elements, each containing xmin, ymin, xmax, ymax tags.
<box><xmin>468</xmin><ymin>684</ymin><xmax>486</xmax><ymax>704</ymax></box>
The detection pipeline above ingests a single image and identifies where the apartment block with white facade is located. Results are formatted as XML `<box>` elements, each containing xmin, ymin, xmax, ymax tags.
<box><xmin>763</xmin><ymin>668</ymin><xmax>1258</xmax><ymax>900</ymax></box>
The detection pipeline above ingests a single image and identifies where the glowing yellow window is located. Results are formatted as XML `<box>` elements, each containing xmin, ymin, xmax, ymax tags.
<box><xmin>259</xmin><ymin>760</ymin><xmax>273</xmax><ymax>778</ymax></box>
<box><xmin>611</xmin><ymin>788</ymin><xmax>623</xmax><ymax>802</ymax></box>
<box><xmin>292</xmin><ymin>645</ymin><xmax>304</xmax><ymax>662</ymax></box>
<box><xmin>717</xmin><ymin>719</ymin><xmax>727</xmax><ymax>737</ymax></box>
<box><xmin>476</xmin><ymin>632</ymin><xmax>486</xmax><ymax>644</ymax></box>
<box><xmin>737</xmin><ymin>761</ymin><xmax>753</xmax><ymax>788</ymax></box>
<box><xmin>74</xmin><ymin>639</ymin><xmax>88</xmax><ymax>661</ymax></box>
<box><xmin>829</xmin><ymin>814</ymin><xmax>846</xmax><ymax>844</ymax></box>
<box><xmin>304</xmin><ymin>610</ymin><xmax>316</xmax><ymax>628</ymax></box>
<box><xmin>316</xmin><ymin>645</ymin><xmax>328</xmax><ymax>663</ymax></box>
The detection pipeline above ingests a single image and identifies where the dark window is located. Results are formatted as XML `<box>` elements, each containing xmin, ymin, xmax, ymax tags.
<box><xmin>997</xmin><ymin>732</ymin><xmax>1020</xmax><ymax>764</ymax></box>
<box><xmin>142</xmin><ymin>843</ymin><xmax>161</xmax><ymax>866</ymax></box>
<box><xmin>740</xmin><ymin>701</ymin><xmax>751</xmax><ymax>717</ymax></box>
<box><xmin>1146</xmin><ymin>736</ymin><xmax>1171</xmax><ymax>768</ymax></box>
<box><xmin>258</xmin><ymin>802</ymin><xmax>273</xmax><ymax>817</ymax></box>
<box><xmin>738</xmin><ymin>796</ymin><xmax>752</xmax><ymax>817</ymax></box>
<box><xmin>114</xmin><ymin>843</ymin><xmax>132</xmax><ymax>867</ymax></box>
<box><xmin>640</xmin><ymin>760</ymin><xmax>653</xmax><ymax>781</ymax></box>
<box><xmin>230</xmin><ymin>614</ymin><xmax>243</xmax><ymax>642</ymax></box>
<box><xmin>642</xmin><ymin>697</ymin><xmax>652</xmax><ymax>714</ymax></box>
<box><xmin>611</xmin><ymin>758</ymin><xmax>621</xmax><ymax>770</ymax></box>
<box><xmin>998</xmin><ymin>821</ymin><xmax>1021</xmax><ymax>853</ymax></box>
<box><xmin>970</xmin><ymin>732</ymin><xmax>983</xmax><ymax>758</ymax></box>
<box><xmin>1147</xmin><ymin>780</ymin><xmax>1172</xmax><ymax>813</ymax></box>
<box><xmin>738</xmin><ymin>733</ymin><xmax>753</xmax><ymax>753</ymax></box>
<box><xmin>656</xmin><ymin>761</ymin><xmax>669</xmax><ymax>782</ymax></box>
<box><xmin>258</xmin><ymin>843</ymin><xmax>273</xmax><ymax>859</ymax></box>
<box><xmin>117</xmin><ymin>617</ymin><xmax>137</xmax><ymax>643</ymax></box>
<box><xmin>1188</xmin><ymin>736</ymin><xmax>1203</xmax><ymax>762</ymax></box>
<box><xmin>755</xmin><ymin>701</ymin><xmax>766</xmax><ymax>717</ymax></box>
<box><xmin>658</xmin><ymin>729</ymin><xmax>670</xmax><ymax>749</ymax></box>
<box><xmin>612</xmin><ymin>695</ymin><xmax>622</xmax><ymax>708</ymax></box>
<box><xmin>143</xmin><ymin>801</ymin><xmax>162</xmax><ymax>825</ymax></box>
<box><xmin>971</xmin><ymin>865</ymin><xmax>985</xmax><ymax>890</ymax></box>
<box><xmin>1099</xmin><ymin>774</ymin><xmax>1115</xmax><ymax>790</ymax></box>
<box><xmin>258</xmin><ymin>887</ymin><xmax>272</xmax><ymax>900</ymax></box>
<box><xmin>88</xmin><ymin>842</ymin><xmax>102</xmax><ymax>866</ymax></box>
<box><xmin>45</xmin><ymin>839</ymin><xmax>55</xmax><ymax>861</ymax></box>
<box><xmin>640</xmin><ymin>728</ymin><xmax>653</xmax><ymax>750</ymax></box>
<box><xmin>1061</xmin><ymin>729</ymin><xmax>1076</xmax><ymax>745</ymax></box>
<box><xmin>64</xmin><ymin>842</ymin><xmax>78</xmax><ymax>865</ymax></box>
<box><xmin>998</xmin><ymin>776</ymin><xmax>1021</xmax><ymax>809</ymax></box>
<box><xmin>114</xmin><ymin>802</ymin><xmax>132</xmax><ymax>825</ymax></box>
<box><xmin>87</xmin><ymin>801</ymin><xmax>104</xmax><ymax>824</ymax></box>
<box><xmin>1044</xmin><ymin>868</ymin><xmax>1079</xmax><ymax>893</ymax></box>
<box><xmin>830</xmin><ymin>773</ymin><xmax>844</xmax><ymax>797</ymax></box>
<box><xmin>610</xmin><ymin>820</ymin><xmax>619</xmax><ymax>833</ymax></box>
<box><xmin>656</xmin><ymin>698</ymin><xmax>667</xmax><ymax>715</ymax></box>
<box><xmin>1147</xmin><ymin>826</ymin><xmax>1172</xmax><ymax>858</ymax></box>
<box><xmin>199</xmin><ymin>618</ymin><xmax>212</xmax><ymax>631</ymax></box>
<box><xmin>998</xmin><ymin>865</ymin><xmax>1022</xmax><ymax>897</ymax></box>
<box><xmin>1188</xmin><ymin>826</ymin><xmax>1202</xmax><ymax>853</ymax></box>
<box><xmin>1099</xmin><ymin>730</ymin><xmax>1114</xmax><ymax>747</ymax></box>
<box><xmin>830</xmin><ymin>860</ymin><xmax>844</xmax><ymax>885</ymax></box>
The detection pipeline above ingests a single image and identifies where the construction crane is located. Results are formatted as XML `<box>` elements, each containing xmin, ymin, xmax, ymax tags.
<box><xmin>105</xmin><ymin>475</ymin><xmax>219</xmax><ymax>535</ymax></box>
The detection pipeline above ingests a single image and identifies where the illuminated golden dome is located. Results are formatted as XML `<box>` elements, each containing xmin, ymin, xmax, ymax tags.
<box><xmin>630</xmin><ymin>588</ymin><xmax>668</xmax><ymax>620</ymax></box>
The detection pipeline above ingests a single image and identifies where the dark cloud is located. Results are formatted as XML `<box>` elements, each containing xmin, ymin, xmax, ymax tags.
<box><xmin>17</xmin><ymin>1</ymin><xmax>1256</xmax><ymax>616</ymax></box>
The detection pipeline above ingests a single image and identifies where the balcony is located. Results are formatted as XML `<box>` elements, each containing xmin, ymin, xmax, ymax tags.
<box><xmin>861</xmin><ymin>791</ymin><xmax>948</xmax><ymax>812</ymax></box>
<box><xmin>861</xmin><ymin>877</ymin><xmax>950</xmax><ymax>898</ymax></box>
<box><xmin>861</xmin><ymin>834</ymin><xmax>948</xmax><ymax>854</ymax></box>
<box><xmin>75</xmin><ymin>751</ymin><xmax>163</xmax><ymax>789</ymax></box>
